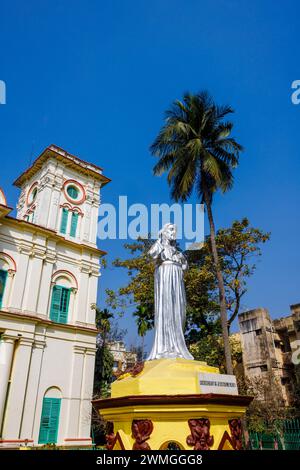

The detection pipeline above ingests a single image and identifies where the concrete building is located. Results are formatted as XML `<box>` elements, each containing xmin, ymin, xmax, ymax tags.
<box><xmin>0</xmin><ymin>145</ymin><xmax>110</xmax><ymax>448</ymax></box>
<box><xmin>238</xmin><ymin>305</ymin><xmax>300</xmax><ymax>406</ymax></box>
<box><xmin>108</xmin><ymin>341</ymin><xmax>137</xmax><ymax>377</ymax></box>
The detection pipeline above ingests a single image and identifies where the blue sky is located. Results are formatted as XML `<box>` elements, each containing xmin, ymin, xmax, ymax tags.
<box><xmin>1</xmin><ymin>0</ymin><xmax>299</xmax><ymax>351</ymax></box>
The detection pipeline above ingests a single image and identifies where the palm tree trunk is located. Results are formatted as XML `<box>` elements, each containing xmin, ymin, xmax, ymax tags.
<box><xmin>203</xmin><ymin>189</ymin><xmax>233</xmax><ymax>375</ymax></box>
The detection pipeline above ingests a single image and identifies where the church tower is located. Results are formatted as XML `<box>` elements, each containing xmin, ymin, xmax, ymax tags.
<box><xmin>0</xmin><ymin>145</ymin><xmax>110</xmax><ymax>448</ymax></box>
<box><xmin>14</xmin><ymin>144</ymin><xmax>109</xmax><ymax>245</ymax></box>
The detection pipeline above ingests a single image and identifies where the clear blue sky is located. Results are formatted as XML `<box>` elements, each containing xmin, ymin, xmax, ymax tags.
<box><xmin>1</xmin><ymin>0</ymin><xmax>299</xmax><ymax>351</ymax></box>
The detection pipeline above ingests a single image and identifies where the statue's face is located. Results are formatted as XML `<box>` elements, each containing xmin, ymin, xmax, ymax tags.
<box><xmin>162</xmin><ymin>224</ymin><xmax>177</xmax><ymax>241</ymax></box>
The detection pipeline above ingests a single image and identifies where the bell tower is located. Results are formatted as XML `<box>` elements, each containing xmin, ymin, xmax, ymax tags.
<box><xmin>14</xmin><ymin>145</ymin><xmax>110</xmax><ymax>245</ymax></box>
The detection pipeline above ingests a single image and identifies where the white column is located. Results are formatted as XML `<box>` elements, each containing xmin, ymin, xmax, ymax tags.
<box><xmin>87</xmin><ymin>274</ymin><xmax>98</xmax><ymax>324</ymax></box>
<box><xmin>36</xmin><ymin>260</ymin><xmax>54</xmax><ymax>316</ymax></box>
<box><xmin>79</xmin><ymin>349</ymin><xmax>96</xmax><ymax>438</ymax></box>
<box><xmin>0</xmin><ymin>336</ymin><xmax>15</xmax><ymax>433</ymax></box>
<box><xmin>23</xmin><ymin>256</ymin><xmax>44</xmax><ymax>313</ymax></box>
<box><xmin>2</xmin><ymin>338</ymin><xmax>33</xmax><ymax>439</ymax></box>
<box><xmin>9</xmin><ymin>251</ymin><xmax>30</xmax><ymax>311</ymax></box>
<box><xmin>36</xmin><ymin>185</ymin><xmax>52</xmax><ymax>228</ymax></box>
<box><xmin>90</xmin><ymin>204</ymin><xmax>98</xmax><ymax>244</ymax></box>
<box><xmin>83</xmin><ymin>202</ymin><xmax>92</xmax><ymax>242</ymax></box>
<box><xmin>76</xmin><ymin>271</ymin><xmax>89</xmax><ymax>323</ymax></box>
<box><xmin>19</xmin><ymin>341</ymin><xmax>45</xmax><ymax>441</ymax></box>
<box><xmin>64</xmin><ymin>346</ymin><xmax>85</xmax><ymax>440</ymax></box>
<box><xmin>48</xmin><ymin>187</ymin><xmax>62</xmax><ymax>231</ymax></box>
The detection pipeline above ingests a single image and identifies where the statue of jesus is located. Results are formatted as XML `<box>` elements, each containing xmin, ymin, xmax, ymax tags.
<box><xmin>147</xmin><ymin>223</ymin><xmax>194</xmax><ymax>361</ymax></box>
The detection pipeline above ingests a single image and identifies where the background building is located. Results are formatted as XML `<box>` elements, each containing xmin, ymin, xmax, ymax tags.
<box><xmin>0</xmin><ymin>145</ymin><xmax>109</xmax><ymax>448</ymax></box>
<box><xmin>108</xmin><ymin>341</ymin><xmax>137</xmax><ymax>376</ymax></box>
<box><xmin>238</xmin><ymin>305</ymin><xmax>300</xmax><ymax>406</ymax></box>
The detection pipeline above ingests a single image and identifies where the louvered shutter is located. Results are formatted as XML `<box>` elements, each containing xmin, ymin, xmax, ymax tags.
<box><xmin>58</xmin><ymin>287</ymin><xmax>70</xmax><ymax>324</ymax></box>
<box><xmin>70</xmin><ymin>212</ymin><xmax>78</xmax><ymax>237</ymax></box>
<box><xmin>38</xmin><ymin>398</ymin><xmax>51</xmax><ymax>443</ymax></box>
<box><xmin>0</xmin><ymin>270</ymin><xmax>8</xmax><ymax>308</ymax></box>
<box><xmin>50</xmin><ymin>285</ymin><xmax>62</xmax><ymax>322</ymax></box>
<box><xmin>60</xmin><ymin>208</ymin><xmax>68</xmax><ymax>234</ymax></box>
<box><xmin>38</xmin><ymin>398</ymin><xmax>61</xmax><ymax>444</ymax></box>
<box><xmin>48</xmin><ymin>399</ymin><xmax>61</xmax><ymax>443</ymax></box>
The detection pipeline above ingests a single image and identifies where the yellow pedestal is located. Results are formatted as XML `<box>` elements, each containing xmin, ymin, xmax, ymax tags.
<box><xmin>93</xmin><ymin>359</ymin><xmax>252</xmax><ymax>451</ymax></box>
<box><xmin>112</xmin><ymin>358</ymin><xmax>219</xmax><ymax>397</ymax></box>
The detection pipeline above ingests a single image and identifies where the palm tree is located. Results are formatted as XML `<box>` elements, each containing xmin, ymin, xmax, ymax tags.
<box><xmin>150</xmin><ymin>91</ymin><xmax>243</xmax><ymax>374</ymax></box>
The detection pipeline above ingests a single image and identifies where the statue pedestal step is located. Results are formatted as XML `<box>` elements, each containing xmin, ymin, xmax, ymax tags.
<box><xmin>92</xmin><ymin>359</ymin><xmax>253</xmax><ymax>451</ymax></box>
<box><xmin>111</xmin><ymin>358</ymin><xmax>220</xmax><ymax>397</ymax></box>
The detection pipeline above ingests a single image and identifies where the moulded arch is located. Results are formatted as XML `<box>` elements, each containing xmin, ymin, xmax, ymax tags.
<box><xmin>44</xmin><ymin>386</ymin><xmax>62</xmax><ymax>399</ymax></box>
<box><xmin>0</xmin><ymin>252</ymin><xmax>17</xmax><ymax>273</ymax></box>
<box><xmin>51</xmin><ymin>270</ymin><xmax>78</xmax><ymax>290</ymax></box>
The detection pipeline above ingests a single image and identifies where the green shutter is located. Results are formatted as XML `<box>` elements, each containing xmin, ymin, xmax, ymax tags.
<box><xmin>50</xmin><ymin>285</ymin><xmax>70</xmax><ymax>324</ymax></box>
<box><xmin>0</xmin><ymin>270</ymin><xmax>8</xmax><ymax>308</ymax></box>
<box><xmin>58</xmin><ymin>287</ymin><xmax>70</xmax><ymax>324</ymax></box>
<box><xmin>60</xmin><ymin>208</ymin><xmax>68</xmax><ymax>234</ymax></box>
<box><xmin>38</xmin><ymin>397</ymin><xmax>61</xmax><ymax>444</ymax></box>
<box><xmin>50</xmin><ymin>285</ymin><xmax>62</xmax><ymax>322</ymax></box>
<box><xmin>70</xmin><ymin>212</ymin><xmax>78</xmax><ymax>237</ymax></box>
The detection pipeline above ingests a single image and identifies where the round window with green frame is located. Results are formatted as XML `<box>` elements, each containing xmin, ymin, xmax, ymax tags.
<box><xmin>27</xmin><ymin>183</ymin><xmax>38</xmax><ymax>206</ymax></box>
<box><xmin>67</xmin><ymin>185</ymin><xmax>79</xmax><ymax>200</ymax></box>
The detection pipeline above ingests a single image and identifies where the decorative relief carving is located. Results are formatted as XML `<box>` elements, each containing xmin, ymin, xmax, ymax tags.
<box><xmin>228</xmin><ymin>418</ymin><xmax>243</xmax><ymax>450</ymax></box>
<box><xmin>186</xmin><ymin>418</ymin><xmax>214</xmax><ymax>450</ymax></box>
<box><xmin>131</xmin><ymin>420</ymin><xmax>153</xmax><ymax>450</ymax></box>
<box><xmin>117</xmin><ymin>362</ymin><xmax>145</xmax><ymax>380</ymax></box>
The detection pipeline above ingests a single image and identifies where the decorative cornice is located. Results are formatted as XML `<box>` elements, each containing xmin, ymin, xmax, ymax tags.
<box><xmin>4</xmin><ymin>215</ymin><xmax>106</xmax><ymax>257</ymax></box>
<box><xmin>13</xmin><ymin>145</ymin><xmax>111</xmax><ymax>187</ymax></box>
<box><xmin>92</xmin><ymin>394</ymin><xmax>254</xmax><ymax>410</ymax></box>
<box><xmin>0</xmin><ymin>310</ymin><xmax>97</xmax><ymax>334</ymax></box>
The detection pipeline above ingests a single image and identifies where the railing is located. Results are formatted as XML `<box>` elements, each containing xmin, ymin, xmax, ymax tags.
<box><xmin>249</xmin><ymin>419</ymin><xmax>300</xmax><ymax>450</ymax></box>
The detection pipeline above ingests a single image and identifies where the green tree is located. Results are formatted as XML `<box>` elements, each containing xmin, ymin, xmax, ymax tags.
<box><xmin>91</xmin><ymin>306</ymin><xmax>114</xmax><ymax>446</ymax></box>
<box><xmin>207</xmin><ymin>218</ymin><xmax>270</xmax><ymax>331</ymax></box>
<box><xmin>92</xmin><ymin>306</ymin><xmax>114</xmax><ymax>396</ymax></box>
<box><xmin>151</xmin><ymin>91</ymin><xmax>243</xmax><ymax>373</ymax></box>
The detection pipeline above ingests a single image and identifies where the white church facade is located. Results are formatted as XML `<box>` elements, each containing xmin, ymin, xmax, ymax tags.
<box><xmin>0</xmin><ymin>145</ymin><xmax>110</xmax><ymax>448</ymax></box>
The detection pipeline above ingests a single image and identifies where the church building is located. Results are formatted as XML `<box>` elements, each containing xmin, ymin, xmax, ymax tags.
<box><xmin>0</xmin><ymin>145</ymin><xmax>110</xmax><ymax>448</ymax></box>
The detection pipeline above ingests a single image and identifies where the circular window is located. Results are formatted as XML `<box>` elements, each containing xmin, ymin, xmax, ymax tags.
<box><xmin>67</xmin><ymin>185</ymin><xmax>79</xmax><ymax>200</ymax></box>
<box><xmin>63</xmin><ymin>180</ymin><xmax>86</xmax><ymax>205</ymax></box>
<box><xmin>32</xmin><ymin>187</ymin><xmax>38</xmax><ymax>200</ymax></box>
<box><xmin>27</xmin><ymin>183</ymin><xmax>38</xmax><ymax>206</ymax></box>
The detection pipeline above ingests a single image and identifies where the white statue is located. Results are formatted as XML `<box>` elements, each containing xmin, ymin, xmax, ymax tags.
<box><xmin>147</xmin><ymin>223</ymin><xmax>194</xmax><ymax>361</ymax></box>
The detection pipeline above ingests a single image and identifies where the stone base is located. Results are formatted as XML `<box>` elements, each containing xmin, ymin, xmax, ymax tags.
<box><xmin>93</xmin><ymin>359</ymin><xmax>253</xmax><ymax>450</ymax></box>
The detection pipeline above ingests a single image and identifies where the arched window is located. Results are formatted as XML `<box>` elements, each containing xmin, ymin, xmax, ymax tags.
<box><xmin>38</xmin><ymin>387</ymin><xmax>62</xmax><ymax>445</ymax></box>
<box><xmin>50</xmin><ymin>285</ymin><xmax>70</xmax><ymax>323</ymax></box>
<box><xmin>49</xmin><ymin>271</ymin><xmax>78</xmax><ymax>324</ymax></box>
<box><xmin>0</xmin><ymin>253</ymin><xmax>16</xmax><ymax>309</ymax></box>
<box><xmin>59</xmin><ymin>205</ymin><xmax>82</xmax><ymax>238</ymax></box>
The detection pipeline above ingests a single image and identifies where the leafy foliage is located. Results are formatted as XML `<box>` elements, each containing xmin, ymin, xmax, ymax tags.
<box><xmin>190</xmin><ymin>333</ymin><xmax>242</xmax><ymax>373</ymax></box>
<box><xmin>207</xmin><ymin>218</ymin><xmax>270</xmax><ymax>328</ymax></box>
<box><xmin>237</xmin><ymin>374</ymin><xmax>293</xmax><ymax>435</ymax></box>
<box><xmin>150</xmin><ymin>91</ymin><xmax>243</xmax><ymax>202</ymax></box>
